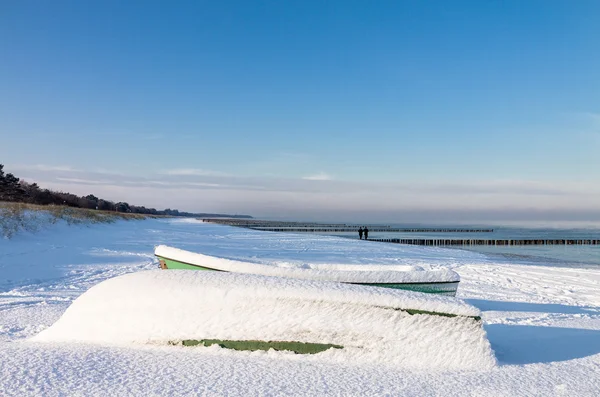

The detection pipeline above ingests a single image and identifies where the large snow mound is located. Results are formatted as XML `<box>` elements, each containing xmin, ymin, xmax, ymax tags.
<box><xmin>32</xmin><ymin>270</ymin><xmax>494</xmax><ymax>370</ymax></box>
<box><xmin>155</xmin><ymin>245</ymin><xmax>460</xmax><ymax>283</ymax></box>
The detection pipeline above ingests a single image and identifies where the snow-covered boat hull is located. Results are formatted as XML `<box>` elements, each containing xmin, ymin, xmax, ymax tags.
<box><xmin>33</xmin><ymin>270</ymin><xmax>494</xmax><ymax>370</ymax></box>
<box><xmin>155</xmin><ymin>245</ymin><xmax>460</xmax><ymax>296</ymax></box>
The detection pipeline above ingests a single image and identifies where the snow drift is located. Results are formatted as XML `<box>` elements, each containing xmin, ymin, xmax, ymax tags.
<box><xmin>32</xmin><ymin>270</ymin><xmax>495</xmax><ymax>370</ymax></box>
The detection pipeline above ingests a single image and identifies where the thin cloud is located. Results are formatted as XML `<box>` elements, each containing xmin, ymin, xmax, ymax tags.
<box><xmin>577</xmin><ymin>112</ymin><xmax>600</xmax><ymax>144</ymax></box>
<box><xmin>587</xmin><ymin>112</ymin><xmax>600</xmax><ymax>126</ymax></box>
<box><xmin>12</xmin><ymin>164</ymin><xmax>78</xmax><ymax>172</ymax></box>
<box><xmin>55</xmin><ymin>177</ymin><xmax>112</xmax><ymax>185</ymax></box>
<box><xmin>37</xmin><ymin>173</ymin><xmax>600</xmax><ymax>221</ymax></box>
<box><xmin>11</xmin><ymin>162</ymin><xmax>600</xmax><ymax>218</ymax></box>
<box><xmin>143</xmin><ymin>181</ymin><xmax>222</xmax><ymax>188</ymax></box>
<box><xmin>302</xmin><ymin>172</ymin><xmax>333</xmax><ymax>181</ymax></box>
<box><xmin>183</xmin><ymin>182</ymin><xmax>224</xmax><ymax>188</ymax></box>
<box><xmin>591</xmin><ymin>113</ymin><xmax>600</xmax><ymax>141</ymax></box>
<box><xmin>161</xmin><ymin>168</ymin><xmax>231</xmax><ymax>177</ymax></box>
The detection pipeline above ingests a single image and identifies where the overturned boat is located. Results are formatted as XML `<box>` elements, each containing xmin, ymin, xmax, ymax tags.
<box><xmin>154</xmin><ymin>245</ymin><xmax>460</xmax><ymax>296</ymax></box>
<box><xmin>32</xmin><ymin>270</ymin><xmax>494</xmax><ymax>370</ymax></box>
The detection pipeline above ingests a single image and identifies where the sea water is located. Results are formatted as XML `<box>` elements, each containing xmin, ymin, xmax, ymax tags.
<box><xmin>328</xmin><ymin>224</ymin><xmax>600</xmax><ymax>268</ymax></box>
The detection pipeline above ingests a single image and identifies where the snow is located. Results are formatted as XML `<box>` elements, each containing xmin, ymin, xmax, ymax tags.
<box><xmin>1</xmin><ymin>218</ymin><xmax>600</xmax><ymax>395</ymax></box>
<box><xmin>155</xmin><ymin>244</ymin><xmax>460</xmax><ymax>283</ymax></box>
<box><xmin>32</xmin><ymin>270</ymin><xmax>491</xmax><ymax>370</ymax></box>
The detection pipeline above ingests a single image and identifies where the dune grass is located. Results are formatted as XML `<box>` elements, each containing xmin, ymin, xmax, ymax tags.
<box><xmin>0</xmin><ymin>202</ymin><xmax>157</xmax><ymax>239</ymax></box>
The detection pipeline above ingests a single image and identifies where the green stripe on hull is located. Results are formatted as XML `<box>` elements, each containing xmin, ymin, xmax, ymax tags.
<box><xmin>158</xmin><ymin>257</ymin><xmax>219</xmax><ymax>271</ymax></box>
<box><xmin>402</xmin><ymin>308</ymin><xmax>480</xmax><ymax>321</ymax></box>
<box><xmin>156</xmin><ymin>256</ymin><xmax>458</xmax><ymax>296</ymax></box>
<box><xmin>359</xmin><ymin>282</ymin><xmax>459</xmax><ymax>296</ymax></box>
<box><xmin>170</xmin><ymin>339</ymin><xmax>342</xmax><ymax>354</ymax></box>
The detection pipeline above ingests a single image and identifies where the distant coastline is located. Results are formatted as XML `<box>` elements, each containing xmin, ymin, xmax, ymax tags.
<box><xmin>0</xmin><ymin>164</ymin><xmax>252</xmax><ymax>219</ymax></box>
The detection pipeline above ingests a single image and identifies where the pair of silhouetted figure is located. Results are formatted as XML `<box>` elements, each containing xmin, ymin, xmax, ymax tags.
<box><xmin>358</xmin><ymin>227</ymin><xmax>369</xmax><ymax>240</ymax></box>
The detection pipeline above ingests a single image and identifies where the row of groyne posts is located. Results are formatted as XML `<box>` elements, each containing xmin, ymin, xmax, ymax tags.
<box><xmin>371</xmin><ymin>238</ymin><xmax>600</xmax><ymax>246</ymax></box>
<box><xmin>201</xmin><ymin>219</ymin><xmax>600</xmax><ymax>246</ymax></box>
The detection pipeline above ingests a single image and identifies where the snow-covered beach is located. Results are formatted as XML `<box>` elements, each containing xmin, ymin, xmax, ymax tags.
<box><xmin>1</xmin><ymin>218</ymin><xmax>600</xmax><ymax>396</ymax></box>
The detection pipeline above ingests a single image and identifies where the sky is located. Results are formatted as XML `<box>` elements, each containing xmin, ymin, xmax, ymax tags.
<box><xmin>1</xmin><ymin>0</ymin><xmax>599</xmax><ymax>223</ymax></box>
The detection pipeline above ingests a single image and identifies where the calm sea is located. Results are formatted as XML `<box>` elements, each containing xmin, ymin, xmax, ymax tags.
<box><xmin>327</xmin><ymin>224</ymin><xmax>600</xmax><ymax>268</ymax></box>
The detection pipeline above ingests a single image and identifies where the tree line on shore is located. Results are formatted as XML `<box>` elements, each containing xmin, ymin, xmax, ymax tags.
<box><xmin>0</xmin><ymin>164</ymin><xmax>251</xmax><ymax>218</ymax></box>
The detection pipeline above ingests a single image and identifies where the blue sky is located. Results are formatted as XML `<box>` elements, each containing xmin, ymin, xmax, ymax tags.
<box><xmin>1</xmin><ymin>1</ymin><xmax>599</xmax><ymax>222</ymax></box>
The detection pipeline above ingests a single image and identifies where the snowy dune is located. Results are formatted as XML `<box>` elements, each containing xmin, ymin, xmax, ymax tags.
<box><xmin>1</xmin><ymin>218</ymin><xmax>600</xmax><ymax>395</ymax></box>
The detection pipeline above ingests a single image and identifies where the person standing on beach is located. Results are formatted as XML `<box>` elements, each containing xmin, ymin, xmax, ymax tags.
<box><xmin>358</xmin><ymin>227</ymin><xmax>363</xmax><ymax>240</ymax></box>
<box><xmin>364</xmin><ymin>227</ymin><xmax>369</xmax><ymax>240</ymax></box>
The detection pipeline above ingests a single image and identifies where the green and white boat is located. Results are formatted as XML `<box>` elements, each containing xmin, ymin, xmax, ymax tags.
<box><xmin>155</xmin><ymin>245</ymin><xmax>460</xmax><ymax>296</ymax></box>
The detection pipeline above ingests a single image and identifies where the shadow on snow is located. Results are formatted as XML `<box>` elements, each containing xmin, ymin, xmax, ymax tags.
<box><xmin>485</xmin><ymin>324</ymin><xmax>600</xmax><ymax>365</ymax></box>
<box><xmin>466</xmin><ymin>299</ymin><xmax>598</xmax><ymax>315</ymax></box>
<box><xmin>467</xmin><ymin>299</ymin><xmax>600</xmax><ymax>364</ymax></box>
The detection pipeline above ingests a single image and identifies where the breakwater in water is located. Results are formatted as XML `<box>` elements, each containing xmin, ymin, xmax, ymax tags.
<box><xmin>371</xmin><ymin>238</ymin><xmax>600</xmax><ymax>246</ymax></box>
<box><xmin>245</xmin><ymin>228</ymin><xmax>492</xmax><ymax>233</ymax></box>
<box><xmin>202</xmin><ymin>218</ymin><xmax>599</xmax><ymax>247</ymax></box>
<box><xmin>201</xmin><ymin>219</ymin><xmax>493</xmax><ymax>233</ymax></box>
